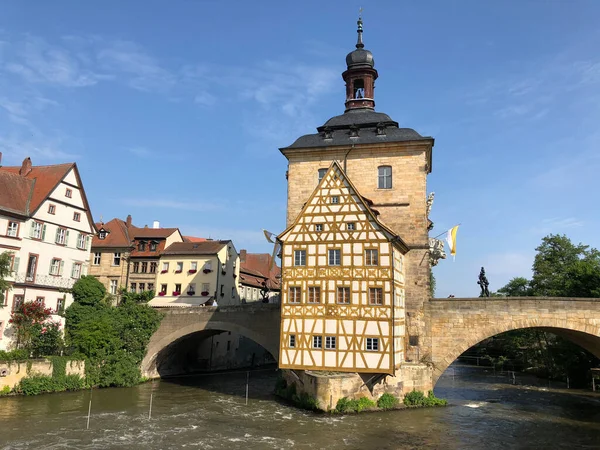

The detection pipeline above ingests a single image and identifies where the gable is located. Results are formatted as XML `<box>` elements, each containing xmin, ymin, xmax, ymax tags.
<box><xmin>279</xmin><ymin>161</ymin><xmax>399</xmax><ymax>245</ymax></box>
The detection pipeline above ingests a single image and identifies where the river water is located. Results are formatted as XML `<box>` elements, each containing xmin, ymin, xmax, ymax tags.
<box><xmin>1</xmin><ymin>364</ymin><xmax>600</xmax><ymax>449</ymax></box>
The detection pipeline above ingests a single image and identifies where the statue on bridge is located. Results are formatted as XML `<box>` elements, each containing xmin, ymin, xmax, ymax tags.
<box><xmin>478</xmin><ymin>267</ymin><xmax>490</xmax><ymax>297</ymax></box>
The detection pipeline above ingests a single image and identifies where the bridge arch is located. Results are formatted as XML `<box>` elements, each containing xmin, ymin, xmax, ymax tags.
<box><xmin>141</xmin><ymin>305</ymin><xmax>281</xmax><ymax>379</ymax></box>
<box><xmin>432</xmin><ymin>317</ymin><xmax>600</xmax><ymax>386</ymax></box>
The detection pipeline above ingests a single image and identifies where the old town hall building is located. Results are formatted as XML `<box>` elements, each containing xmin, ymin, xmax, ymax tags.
<box><xmin>278</xmin><ymin>17</ymin><xmax>434</xmax><ymax>385</ymax></box>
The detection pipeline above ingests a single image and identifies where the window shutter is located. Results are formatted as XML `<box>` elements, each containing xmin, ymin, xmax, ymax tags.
<box><xmin>13</xmin><ymin>256</ymin><xmax>20</xmax><ymax>273</ymax></box>
<box><xmin>59</xmin><ymin>260</ymin><xmax>64</xmax><ymax>276</ymax></box>
<box><xmin>82</xmin><ymin>264</ymin><xmax>88</xmax><ymax>276</ymax></box>
<box><xmin>71</xmin><ymin>263</ymin><xmax>75</xmax><ymax>278</ymax></box>
<box><xmin>29</xmin><ymin>222</ymin><xmax>34</xmax><ymax>238</ymax></box>
<box><xmin>65</xmin><ymin>230</ymin><xmax>70</xmax><ymax>246</ymax></box>
<box><xmin>55</xmin><ymin>228</ymin><xmax>60</xmax><ymax>242</ymax></box>
<box><xmin>42</xmin><ymin>224</ymin><xmax>47</xmax><ymax>241</ymax></box>
<box><xmin>86</xmin><ymin>236</ymin><xmax>91</xmax><ymax>251</ymax></box>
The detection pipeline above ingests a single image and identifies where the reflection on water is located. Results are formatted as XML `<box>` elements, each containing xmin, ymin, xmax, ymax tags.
<box><xmin>1</xmin><ymin>364</ymin><xmax>600</xmax><ymax>449</ymax></box>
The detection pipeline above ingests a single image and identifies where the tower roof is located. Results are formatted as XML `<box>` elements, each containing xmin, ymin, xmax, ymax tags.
<box><xmin>345</xmin><ymin>16</ymin><xmax>375</xmax><ymax>69</ymax></box>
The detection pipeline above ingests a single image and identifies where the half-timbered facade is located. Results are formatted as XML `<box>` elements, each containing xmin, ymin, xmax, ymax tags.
<box><xmin>278</xmin><ymin>162</ymin><xmax>408</xmax><ymax>374</ymax></box>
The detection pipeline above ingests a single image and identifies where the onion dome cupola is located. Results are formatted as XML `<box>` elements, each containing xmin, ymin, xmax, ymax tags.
<box><xmin>343</xmin><ymin>15</ymin><xmax>378</xmax><ymax>111</ymax></box>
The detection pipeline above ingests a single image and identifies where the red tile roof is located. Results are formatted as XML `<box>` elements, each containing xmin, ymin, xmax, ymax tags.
<box><xmin>162</xmin><ymin>240</ymin><xmax>229</xmax><ymax>256</ymax></box>
<box><xmin>240</xmin><ymin>252</ymin><xmax>281</xmax><ymax>291</ymax></box>
<box><xmin>1</xmin><ymin>162</ymin><xmax>73</xmax><ymax>214</ymax></box>
<box><xmin>131</xmin><ymin>227</ymin><xmax>180</xmax><ymax>239</ymax></box>
<box><xmin>93</xmin><ymin>218</ymin><xmax>132</xmax><ymax>248</ymax></box>
<box><xmin>183</xmin><ymin>236</ymin><xmax>208</xmax><ymax>243</ymax></box>
<box><xmin>0</xmin><ymin>170</ymin><xmax>33</xmax><ymax>215</ymax></box>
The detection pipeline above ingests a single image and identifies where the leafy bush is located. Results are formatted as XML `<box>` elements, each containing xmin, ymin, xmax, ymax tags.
<box><xmin>71</xmin><ymin>276</ymin><xmax>106</xmax><ymax>306</ymax></box>
<box><xmin>335</xmin><ymin>396</ymin><xmax>375</xmax><ymax>413</ymax></box>
<box><xmin>15</xmin><ymin>373</ymin><xmax>86</xmax><ymax>396</ymax></box>
<box><xmin>403</xmin><ymin>390</ymin><xmax>447</xmax><ymax>407</ymax></box>
<box><xmin>292</xmin><ymin>391</ymin><xmax>320</xmax><ymax>411</ymax></box>
<box><xmin>0</xmin><ymin>385</ymin><xmax>11</xmax><ymax>396</ymax></box>
<box><xmin>30</xmin><ymin>322</ymin><xmax>63</xmax><ymax>357</ymax></box>
<box><xmin>377</xmin><ymin>393</ymin><xmax>399</xmax><ymax>409</ymax></box>
<box><xmin>0</xmin><ymin>349</ymin><xmax>29</xmax><ymax>361</ymax></box>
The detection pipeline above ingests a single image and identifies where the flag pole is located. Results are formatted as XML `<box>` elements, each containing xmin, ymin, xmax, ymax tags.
<box><xmin>431</xmin><ymin>223</ymin><xmax>461</xmax><ymax>240</ymax></box>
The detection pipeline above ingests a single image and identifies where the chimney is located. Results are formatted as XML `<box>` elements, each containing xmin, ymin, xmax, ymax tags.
<box><xmin>0</xmin><ymin>151</ymin><xmax>3</xmax><ymax>167</ymax></box>
<box><xmin>240</xmin><ymin>249</ymin><xmax>247</xmax><ymax>263</ymax></box>
<box><xmin>19</xmin><ymin>157</ymin><xmax>32</xmax><ymax>177</ymax></box>
<box><xmin>126</xmin><ymin>215</ymin><xmax>132</xmax><ymax>228</ymax></box>
<box><xmin>152</xmin><ymin>220</ymin><xmax>160</xmax><ymax>229</ymax></box>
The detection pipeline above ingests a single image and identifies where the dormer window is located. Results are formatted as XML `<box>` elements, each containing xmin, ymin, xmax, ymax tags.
<box><xmin>98</xmin><ymin>229</ymin><xmax>107</xmax><ymax>240</ymax></box>
<box><xmin>322</xmin><ymin>126</ymin><xmax>333</xmax><ymax>140</ymax></box>
<box><xmin>149</xmin><ymin>241</ymin><xmax>157</xmax><ymax>252</ymax></box>
<box><xmin>138</xmin><ymin>241</ymin><xmax>146</xmax><ymax>251</ymax></box>
<box><xmin>354</xmin><ymin>79</ymin><xmax>365</xmax><ymax>99</ymax></box>
<box><xmin>376</xmin><ymin>123</ymin><xmax>386</xmax><ymax>136</ymax></box>
<box><xmin>349</xmin><ymin>125</ymin><xmax>359</xmax><ymax>138</ymax></box>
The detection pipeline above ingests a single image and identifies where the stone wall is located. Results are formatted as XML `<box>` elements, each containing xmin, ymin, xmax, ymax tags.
<box><xmin>282</xmin><ymin>363</ymin><xmax>432</xmax><ymax>411</ymax></box>
<box><xmin>426</xmin><ymin>297</ymin><xmax>600</xmax><ymax>384</ymax></box>
<box><xmin>0</xmin><ymin>359</ymin><xmax>85</xmax><ymax>390</ymax></box>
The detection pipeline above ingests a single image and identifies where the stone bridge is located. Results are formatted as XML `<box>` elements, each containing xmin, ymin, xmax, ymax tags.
<box><xmin>142</xmin><ymin>298</ymin><xmax>600</xmax><ymax>385</ymax></box>
<box><xmin>426</xmin><ymin>297</ymin><xmax>600</xmax><ymax>384</ymax></box>
<box><xmin>141</xmin><ymin>303</ymin><xmax>281</xmax><ymax>378</ymax></box>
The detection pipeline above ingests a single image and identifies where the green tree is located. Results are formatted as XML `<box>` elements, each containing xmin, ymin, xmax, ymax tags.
<box><xmin>497</xmin><ymin>277</ymin><xmax>532</xmax><ymax>296</ymax></box>
<box><xmin>71</xmin><ymin>275</ymin><xmax>106</xmax><ymax>306</ymax></box>
<box><xmin>563</xmin><ymin>249</ymin><xmax>600</xmax><ymax>297</ymax></box>
<box><xmin>0</xmin><ymin>252</ymin><xmax>12</xmax><ymax>306</ymax></box>
<box><xmin>530</xmin><ymin>234</ymin><xmax>590</xmax><ymax>296</ymax></box>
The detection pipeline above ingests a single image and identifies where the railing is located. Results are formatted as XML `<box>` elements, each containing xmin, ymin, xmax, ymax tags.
<box><xmin>13</xmin><ymin>273</ymin><xmax>76</xmax><ymax>289</ymax></box>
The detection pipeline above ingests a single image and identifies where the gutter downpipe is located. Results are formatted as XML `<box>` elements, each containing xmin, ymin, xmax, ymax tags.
<box><xmin>343</xmin><ymin>144</ymin><xmax>355</xmax><ymax>173</ymax></box>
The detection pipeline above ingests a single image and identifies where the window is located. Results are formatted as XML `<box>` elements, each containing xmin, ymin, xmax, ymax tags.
<box><xmin>294</xmin><ymin>250</ymin><xmax>306</xmax><ymax>266</ymax></box>
<box><xmin>366</xmin><ymin>337</ymin><xmax>380</xmax><ymax>351</ymax></box>
<box><xmin>365</xmin><ymin>249</ymin><xmax>379</xmax><ymax>266</ymax></box>
<box><xmin>130</xmin><ymin>283</ymin><xmax>137</xmax><ymax>292</ymax></box>
<box><xmin>331</xmin><ymin>196</ymin><xmax>339</xmax><ymax>204</ymax></box>
<box><xmin>110</xmin><ymin>280</ymin><xmax>118</xmax><ymax>295</ymax></box>
<box><xmin>55</xmin><ymin>228</ymin><xmax>67</xmax><ymax>245</ymax></box>
<box><xmin>56</xmin><ymin>298</ymin><xmax>64</xmax><ymax>313</ymax></box>
<box><xmin>188</xmin><ymin>283</ymin><xmax>196</xmax><ymax>294</ymax></box>
<box><xmin>308</xmin><ymin>286</ymin><xmax>321</xmax><ymax>303</ymax></box>
<box><xmin>201</xmin><ymin>283</ymin><xmax>210</xmax><ymax>294</ymax></box>
<box><xmin>150</xmin><ymin>262</ymin><xmax>157</xmax><ymax>273</ymax></box>
<box><xmin>7</xmin><ymin>221</ymin><xmax>18</xmax><ymax>237</ymax></box>
<box><xmin>113</xmin><ymin>253</ymin><xmax>121</xmax><ymax>266</ymax></box>
<box><xmin>65</xmin><ymin>188</ymin><xmax>72</xmax><ymax>198</ymax></box>
<box><xmin>31</xmin><ymin>222</ymin><xmax>43</xmax><ymax>240</ymax></box>
<box><xmin>231</xmin><ymin>287</ymin><xmax>235</xmax><ymax>298</ymax></box>
<box><xmin>71</xmin><ymin>263</ymin><xmax>82</xmax><ymax>279</ymax></box>
<box><xmin>318</xmin><ymin>168</ymin><xmax>327</xmax><ymax>182</ymax></box>
<box><xmin>160</xmin><ymin>284</ymin><xmax>167</xmax><ymax>294</ymax></box>
<box><xmin>312</xmin><ymin>335</ymin><xmax>322</xmax><ymax>349</ymax></box>
<box><xmin>77</xmin><ymin>233</ymin><xmax>86</xmax><ymax>249</ymax></box>
<box><xmin>347</xmin><ymin>222</ymin><xmax>356</xmax><ymax>231</ymax></box>
<box><xmin>93</xmin><ymin>252</ymin><xmax>101</xmax><ymax>265</ymax></box>
<box><xmin>49</xmin><ymin>258</ymin><xmax>62</xmax><ymax>276</ymax></box>
<box><xmin>315</xmin><ymin>224</ymin><xmax>323</xmax><ymax>232</ymax></box>
<box><xmin>12</xmin><ymin>295</ymin><xmax>23</xmax><ymax>311</ymax></box>
<box><xmin>141</xmin><ymin>262</ymin><xmax>148</xmax><ymax>273</ymax></box>
<box><xmin>337</xmin><ymin>287</ymin><xmax>350</xmax><ymax>304</ymax></box>
<box><xmin>99</xmin><ymin>230</ymin><xmax>106</xmax><ymax>240</ymax></box>
<box><xmin>369</xmin><ymin>288</ymin><xmax>383</xmax><ymax>305</ymax></box>
<box><xmin>378</xmin><ymin>166</ymin><xmax>392</xmax><ymax>189</ymax></box>
<box><xmin>289</xmin><ymin>286</ymin><xmax>301</xmax><ymax>304</ymax></box>
<box><xmin>148</xmin><ymin>283</ymin><xmax>154</xmax><ymax>292</ymax></box>
<box><xmin>328</xmin><ymin>249</ymin><xmax>341</xmax><ymax>266</ymax></box>
<box><xmin>354</xmin><ymin>78</ymin><xmax>365</xmax><ymax>99</ymax></box>
<box><xmin>138</xmin><ymin>241</ymin><xmax>146</xmax><ymax>251</ymax></box>
<box><xmin>174</xmin><ymin>284</ymin><xmax>182</xmax><ymax>294</ymax></box>
<box><xmin>162</xmin><ymin>262</ymin><xmax>169</xmax><ymax>272</ymax></box>
<box><xmin>132</xmin><ymin>262</ymin><xmax>140</xmax><ymax>273</ymax></box>
<box><xmin>289</xmin><ymin>334</ymin><xmax>296</xmax><ymax>348</ymax></box>
<box><xmin>190</xmin><ymin>261</ymin><xmax>198</xmax><ymax>271</ymax></box>
<box><xmin>139</xmin><ymin>283</ymin><xmax>145</xmax><ymax>292</ymax></box>
<box><xmin>35</xmin><ymin>297</ymin><xmax>45</xmax><ymax>305</ymax></box>
<box><xmin>325</xmin><ymin>336</ymin><xmax>336</xmax><ymax>350</ymax></box>
<box><xmin>48</xmin><ymin>204</ymin><xmax>56</xmax><ymax>214</ymax></box>
<box><xmin>73</xmin><ymin>212</ymin><xmax>81</xmax><ymax>222</ymax></box>
<box><xmin>176</xmin><ymin>262</ymin><xmax>183</xmax><ymax>272</ymax></box>
<box><xmin>26</xmin><ymin>254</ymin><xmax>37</xmax><ymax>282</ymax></box>
<box><xmin>149</xmin><ymin>242</ymin><xmax>157</xmax><ymax>252</ymax></box>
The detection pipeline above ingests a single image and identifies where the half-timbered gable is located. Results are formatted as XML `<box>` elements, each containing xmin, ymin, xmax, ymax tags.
<box><xmin>278</xmin><ymin>161</ymin><xmax>408</xmax><ymax>375</ymax></box>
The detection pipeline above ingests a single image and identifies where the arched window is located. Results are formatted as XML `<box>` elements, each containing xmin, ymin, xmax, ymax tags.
<box><xmin>354</xmin><ymin>79</ymin><xmax>365</xmax><ymax>99</ymax></box>
<box><xmin>378</xmin><ymin>166</ymin><xmax>392</xmax><ymax>189</ymax></box>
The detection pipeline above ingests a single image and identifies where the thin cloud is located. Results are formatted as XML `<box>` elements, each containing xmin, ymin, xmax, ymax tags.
<box><xmin>126</xmin><ymin>146</ymin><xmax>153</xmax><ymax>158</ymax></box>
<box><xmin>120</xmin><ymin>198</ymin><xmax>223</xmax><ymax>212</ymax></box>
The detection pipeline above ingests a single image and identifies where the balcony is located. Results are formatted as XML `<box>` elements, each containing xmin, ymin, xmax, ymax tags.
<box><xmin>14</xmin><ymin>272</ymin><xmax>76</xmax><ymax>289</ymax></box>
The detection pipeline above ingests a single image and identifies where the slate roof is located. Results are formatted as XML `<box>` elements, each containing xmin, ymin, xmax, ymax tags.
<box><xmin>162</xmin><ymin>240</ymin><xmax>230</xmax><ymax>256</ymax></box>
<box><xmin>281</xmin><ymin>109</ymin><xmax>433</xmax><ymax>151</ymax></box>
<box><xmin>0</xmin><ymin>163</ymin><xmax>74</xmax><ymax>215</ymax></box>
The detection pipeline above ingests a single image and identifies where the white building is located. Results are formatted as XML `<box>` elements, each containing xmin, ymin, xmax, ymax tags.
<box><xmin>0</xmin><ymin>157</ymin><xmax>96</xmax><ymax>350</ymax></box>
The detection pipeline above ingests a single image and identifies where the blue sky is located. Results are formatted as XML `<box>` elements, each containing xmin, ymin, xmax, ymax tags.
<box><xmin>1</xmin><ymin>1</ymin><xmax>599</xmax><ymax>297</ymax></box>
